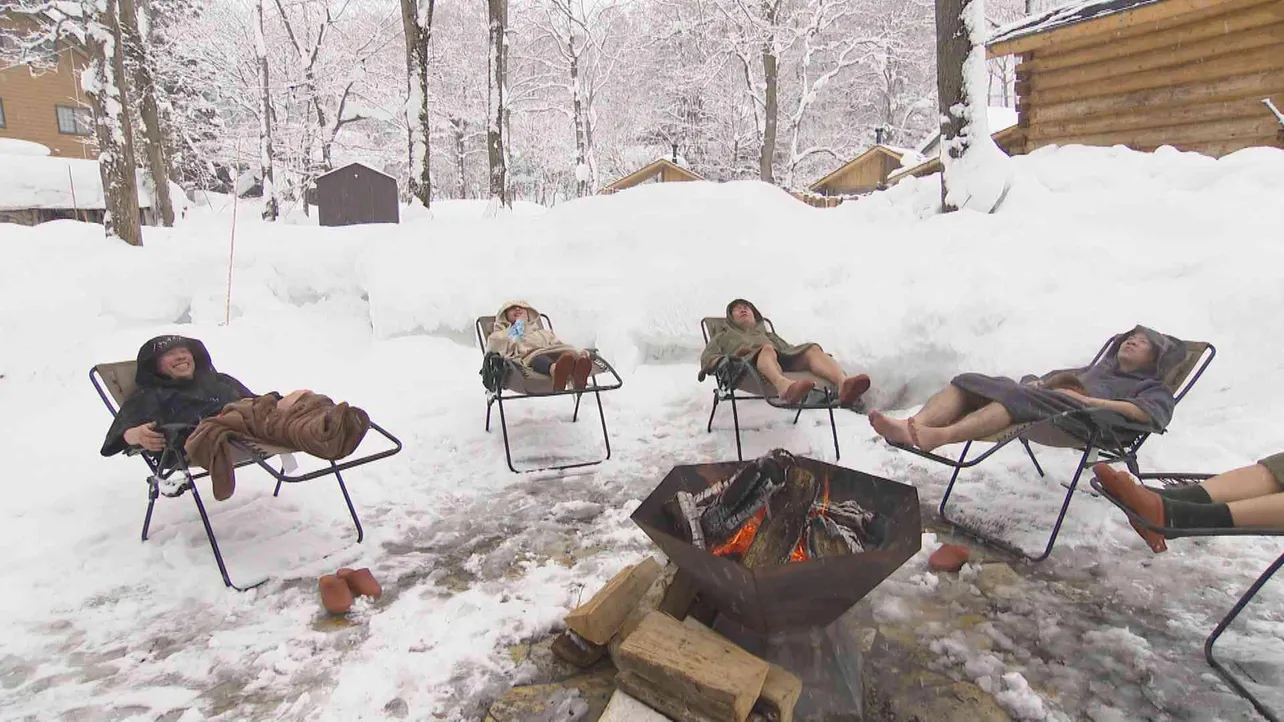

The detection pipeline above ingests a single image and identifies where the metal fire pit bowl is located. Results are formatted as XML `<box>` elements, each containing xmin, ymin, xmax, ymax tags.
<box><xmin>631</xmin><ymin>456</ymin><xmax>922</xmax><ymax>635</ymax></box>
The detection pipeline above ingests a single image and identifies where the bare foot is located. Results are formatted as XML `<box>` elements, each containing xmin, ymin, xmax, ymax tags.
<box><xmin>911</xmin><ymin>423</ymin><xmax>951</xmax><ymax>453</ymax></box>
<box><xmin>869</xmin><ymin>410</ymin><xmax>915</xmax><ymax>447</ymax></box>
<box><xmin>779</xmin><ymin>379</ymin><xmax>815</xmax><ymax>405</ymax></box>
<box><xmin>1093</xmin><ymin>462</ymin><xmax>1168</xmax><ymax>553</ymax></box>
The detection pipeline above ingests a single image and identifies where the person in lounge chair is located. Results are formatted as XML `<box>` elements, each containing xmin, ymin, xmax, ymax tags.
<box><xmin>699</xmin><ymin>298</ymin><xmax>871</xmax><ymax>407</ymax></box>
<box><xmin>1094</xmin><ymin>457</ymin><xmax>1284</xmax><ymax>553</ymax></box>
<box><xmin>869</xmin><ymin>326</ymin><xmax>1183</xmax><ymax>452</ymax></box>
<box><xmin>101</xmin><ymin>335</ymin><xmax>310</xmax><ymax>455</ymax></box>
<box><xmin>487</xmin><ymin>301</ymin><xmax>595</xmax><ymax>392</ymax></box>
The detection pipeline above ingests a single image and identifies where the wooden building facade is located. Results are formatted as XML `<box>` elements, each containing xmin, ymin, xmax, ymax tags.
<box><xmin>807</xmin><ymin>145</ymin><xmax>911</xmax><ymax>197</ymax></box>
<box><xmin>0</xmin><ymin>13</ymin><xmax>97</xmax><ymax>159</ymax></box>
<box><xmin>990</xmin><ymin>0</ymin><xmax>1284</xmax><ymax>158</ymax></box>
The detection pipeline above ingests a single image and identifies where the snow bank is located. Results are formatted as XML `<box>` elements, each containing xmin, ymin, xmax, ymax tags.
<box><xmin>0</xmin><ymin>152</ymin><xmax>155</xmax><ymax>210</ymax></box>
<box><xmin>0</xmin><ymin>138</ymin><xmax>52</xmax><ymax>156</ymax></box>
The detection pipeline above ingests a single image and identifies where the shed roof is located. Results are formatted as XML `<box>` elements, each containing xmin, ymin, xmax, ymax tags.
<box><xmin>601</xmin><ymin>158</ymin><xmax>703</xmax><ymax>192</ymax></box>
<box><xmin>987</xmin><ymin>0</ymin><xmax>1193</xmax><ymax>56</ymax></box>
<box><xmin>807</xmin><ymin>145</ymin><xmax>909</xmax><ymax>193</ymax></box>
<box><xmin>316</xmin><ymin>161</ymin><xmax>396</xmax><ymax>182</ymax></box>
<box><xmin>0</xmin><ymin>152</ymin><xmax>155</xmax><ymax>211</ymax></box>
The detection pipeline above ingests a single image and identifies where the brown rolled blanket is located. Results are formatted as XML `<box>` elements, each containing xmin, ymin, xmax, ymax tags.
<box><xmin>184</xmin><ymin>392</ymin><xmax>371</xmax><ymax>500</ymax></box>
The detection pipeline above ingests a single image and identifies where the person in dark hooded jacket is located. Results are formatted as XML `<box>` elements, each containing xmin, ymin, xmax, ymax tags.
<box><xmin>869</xmin><ymin>326</ymin><xmax>1184</xmax><ymax>453</ymax></box>
<box><xmin>101</xmin><ymin>335</ymin><xmax>308</xmax><ymax>456</ymax></box>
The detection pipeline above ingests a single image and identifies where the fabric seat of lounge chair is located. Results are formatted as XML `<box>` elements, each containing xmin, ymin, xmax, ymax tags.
<box><xmin>700</xmin><ymin>316</ymin><xmax>852</xmax><ymax>461</ymax></box>
<box><xmin>475</xmin><ymin>314</ymin><xmax>624</xmax><ymax>474</ymax></box>
<box><xmin>1091</xmin><ymin>472</ymin><xmax>1283</xmax><ymax>722</ymax></box>
<box><xmin>893</xmin><ymin>334</ymin><xmax>1215</xmax><ymax>562</ymax></box>
<box><xmin>90</xmin><ymin>360</ymin><xmax>403</xmax><ymax>591</ymax></box>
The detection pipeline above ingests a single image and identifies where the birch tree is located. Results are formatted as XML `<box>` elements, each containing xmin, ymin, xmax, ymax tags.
<box><xmin>487</xmin><ymin>0</ymin><xmax>510</xmax><ymax>205</ymax></box>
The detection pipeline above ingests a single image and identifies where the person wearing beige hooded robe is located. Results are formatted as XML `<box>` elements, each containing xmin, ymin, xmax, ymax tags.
<box><xmin>700</xmin><ymin>298</ymin><xmax>872</xmax><ymax>407</ymax></box>
<box><xmin>487</xmin><ymin>301</ymin><xmax>594</xmax><ymax>391</ymax></box>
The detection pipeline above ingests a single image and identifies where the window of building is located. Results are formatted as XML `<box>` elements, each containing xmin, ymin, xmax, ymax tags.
<box><xmin>0</xmin><ymin>99</ymin><xmax>6</xmax><ymax>129</ymax></box>
<box><xmin>55</xmin><ymin>105</ymin><xmax>93</xmax><ymax>135</ymax></box>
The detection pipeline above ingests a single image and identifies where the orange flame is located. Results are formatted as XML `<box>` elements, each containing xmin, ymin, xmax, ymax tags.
<box><xmin>789</xmin><ymin>537</ymin><xmax>808</xmax><ymax>562</ymax></box>
<box><xmin>711</xmin><ymin>509</ymin><xmax>767</xmax><ymax>558</ymax></box>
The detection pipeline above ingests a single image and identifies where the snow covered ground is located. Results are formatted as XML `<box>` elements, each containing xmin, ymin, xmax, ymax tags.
<box><xmin>2</xmin><ymin>144</ymin><xmax>1283</xmax><ymax>721</ymax></box>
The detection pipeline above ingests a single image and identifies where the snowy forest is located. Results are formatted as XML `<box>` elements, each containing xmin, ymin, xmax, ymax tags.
<box><xmin>2</xmin><ymin>0</ymin><xmax>1044</xmax><ymax>214</ymax></box>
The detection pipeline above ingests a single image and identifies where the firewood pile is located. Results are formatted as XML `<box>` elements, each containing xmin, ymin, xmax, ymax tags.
<box><xmin>663</xmin><ymin>449</ymin><xmax>885</xmax><ymax>567</ymax></box>
<box><xmin>551</xmin><ymin>556</ymin><xmax>803</xmax><ymax>722</ymax></box>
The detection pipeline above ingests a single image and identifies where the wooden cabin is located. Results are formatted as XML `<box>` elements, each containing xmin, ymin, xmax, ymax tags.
<box><xmin>807</xmin><ymin>145</ymin><xmax>916</xmax><ymax>197</ymax></box>
<box><xmin>600</xmin><ymin>158</ymin><xmax>703</xmax><ymax>194</ymax></box>
<box><xmin>889</xmin><ymin>124</ymin><xmax>1025</xmax><ymax>183</ymax></box>
<box><xmin>989</xmin><ymin>0</ymin><xmax>1284</xmax><ymax>158</ymax></box>
<box><xmin>0</xmin><ymin>12</ymin><xmax>97</xmax><ymax>159</ymax></box>
<box><xmin>315</xmin><ymin>162</ymin><xmax>400</xmax><ymax>226</ymax></box>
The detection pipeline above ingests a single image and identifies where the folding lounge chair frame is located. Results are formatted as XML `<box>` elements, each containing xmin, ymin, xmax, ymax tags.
<box><xmin>475</xmin><ymin>314</ymin><xmax>624</xmax><ymax>474</ymax></box>
<box><xmin>90</xmin><ymin>362</ymin><xmax>403</xmax><ymax>591</ymax></box>
<box><xmin>700</xmin><ymin>317</ymin><xmax>845</xmax><ymax>461</ymax></box>
<box><xmin>894</xmin><ymin>336</ymin><xmax>1215</xmax><ymax>562</ymax></box>
<box><xmin>1091</xmin><ymin>472</ymin><xmax>1283</xmax><ymax>722</ymax></box>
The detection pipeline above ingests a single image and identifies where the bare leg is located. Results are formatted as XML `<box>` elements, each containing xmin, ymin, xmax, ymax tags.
<box><xmin>1202</xmin><ymin>463</ymin><xmax>1284</xmax><ymax>503</ymax></box>
<box><xmin>914</xmin><ymin>402</ymin><xmax>1014</xmax><ymax>452</ymax></box>
<box><xmin>912</xmin><ymin>384</ymin><xmax>984</xmax><ymax>428</ymax></box>
<box><xmin>800</xmin><ymin>345</ymin><xmax>846</xmax><ymax>387</ymax></box>
<box><xmin>1228</xmin><ymin>494</ymin><xmax>1284</xmax><ymax>528</ymax></box>
<box><xmin>755</xmin><ymin>346</ymin><xmax>793</xmax><ymax>395</ymax></box>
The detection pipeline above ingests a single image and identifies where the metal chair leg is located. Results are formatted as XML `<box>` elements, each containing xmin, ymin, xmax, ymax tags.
<box><xmin>1021</xmin><ymin>439</ymin><xmax>1045</xmax><ymax>477</ymax></box>
<box><xmin>792</xmin><ymin>406</ymin><xmax>804</xmax><ymax>425</ymax></box>
<box><xmin>706</xmin><ymin>393</ymin><xmax>721</xmax><ymax>433</ymax></box>
<box><xmin>828</xmin><ymin>406</ymin><xmax>840</xmax><ymax>461</ymax></box>
<box><xmin>572</xmin><ymin>392</ymin><xmax>583</xmax><ymax>422</ymax></box>
<box><xmin>1205</xmin><ymin>552</ymin><xmax>1284</xmax><ymax>722</ymax></box>
<box><xmin>594</xmin><ymin>389</ymin><xmax>611</xmax><ymax>461</ymax></box>
<box><xmin>188</xmin><ymin>480</ymin><xmax>265</xmax><ymax>591</ymax></box>
<box><xmin>141</xmin><ymin>481</ymin><xmax>158</xmax><ymax>542</ymax></box>
<box><xmin>485</xmin><ymin>396</ymin><xmax>495</xmax><ymax>432</ymax></box>
<box><xmin>496</xmin><ymin>395</ymin><xmax>519</xmax><ymax>474</ymax></box>
<box><xmin>332</xmin><ymin>462</ymin><xmax>364</xmax><ymax>543</ymax></box>
<box><xmin>730</xmin><ymin>394</ymin><xmax>744</xmax><ymax>462</ymax></box>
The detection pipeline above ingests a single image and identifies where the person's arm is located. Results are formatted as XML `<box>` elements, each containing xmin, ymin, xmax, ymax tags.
<box><xmin>101</xmin><ymin>393</ymin><xmax>165</xmax><ymax>455</ymax></box>
<box><xmin>486</xmin><ymin>327</ymin><xmax>515</xmax><ymax>356</ymax></box>
<box><xmin>1052</xmin><ymin>389</ymin><xmax>1151</xmax><ymax>424</ymax></box>
<box><xmin>700</xmin><ymin>334</ymin><xmax>727</xmax><ymax>372</ymax></box>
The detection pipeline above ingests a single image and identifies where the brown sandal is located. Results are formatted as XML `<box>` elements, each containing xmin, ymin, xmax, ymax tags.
<box><xmin>319</xmin><ymin>574</ymin><xmax>354</xmax><ymax>614</ymax></box>
<box><xmin>338</xmin><ymin>567</ymin><xmax>383</xmax><ymax>599</ymax></box>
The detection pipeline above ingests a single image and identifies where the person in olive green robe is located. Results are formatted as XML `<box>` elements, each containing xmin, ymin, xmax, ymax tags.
<box><xmin>700</xmin><ymin>298</ymin><xmax>871</xmax><ymax>407</ymax></box>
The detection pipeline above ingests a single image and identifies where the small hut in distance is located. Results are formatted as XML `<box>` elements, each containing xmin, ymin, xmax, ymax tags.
<box><xmin>807</xmin><ymin>130</ymin><xmax>919</xmax><ymax>198</ymax></box>
<box><xmin>316</xmin><ymin>162</ymin><xmax>399</xmax><ymax>227</ymax></box>
<box><xmin>600</xmin><ymin>157</ymin><xmax>704</xmax><ymax>194</ymax></box>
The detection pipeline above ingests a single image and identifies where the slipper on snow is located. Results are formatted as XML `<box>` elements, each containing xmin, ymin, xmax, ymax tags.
<box><xmin>319</xmin><ymin>574</ymin><xmax>354</xmax><ymax>614</ymax></box>
<box><xmin>928</xmin><ymin>544</ymin><xmax>971</xmax><ymax>572</ymax></box>
<box><xmin>339</xmin><ymin>567</ymin><xmax>383</xmax><ymax>599</ymax></box>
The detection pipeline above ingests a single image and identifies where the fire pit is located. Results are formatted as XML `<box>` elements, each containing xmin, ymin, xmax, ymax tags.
<box><xmin>631</xmin><ymin>451</ymin><xmax>922</xmax><ymax>634</ymax></box>
<box><xmin>630</xmin><ymin>451</ymin><xmax>921</xmax><ymax>720</ymax></box>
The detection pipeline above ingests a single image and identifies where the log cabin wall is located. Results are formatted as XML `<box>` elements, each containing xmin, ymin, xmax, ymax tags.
<box><xmin>998</xmin><ymin>0</ymin><xmax>1284</xmax><ymax>158</ymax></box>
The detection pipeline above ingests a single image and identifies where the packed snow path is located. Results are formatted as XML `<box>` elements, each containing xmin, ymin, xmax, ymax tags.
<box><xmin>2</xmin><ymin>146</ymin><xmax>1283</xmax><ymax>720</ymax></box>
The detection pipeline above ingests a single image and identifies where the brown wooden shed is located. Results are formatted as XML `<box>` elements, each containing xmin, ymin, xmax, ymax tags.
<box><xmin>989</xmin><ymin>0</ymin><xmax>1284</xmax><ymax>158</ymax></box>
<box><xmin>807</xmin><ymin>145</ymin><xmax>912</xmax><ymax>197</ymax></box>
<box><xmin>316</xmin><ymin>162</ymin><xmax>399</xmax><ymax>227</ymax></box>
<box><xmin>600</xmin><ymin>158</ymin><xmax>703</xmax><ymax>194</ymax></box>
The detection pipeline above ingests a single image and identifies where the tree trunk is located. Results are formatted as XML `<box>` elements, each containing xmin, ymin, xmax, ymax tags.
<box><xmin>117</xmin><ymin>0</ymin><xmax>173</xmax><ymax>227</ymax></box>
<box><xmin>255</xmin><ymin>0</ymin><xmax>279</xmax><ymax>220</ymax></box>
<box><xmin>401</xmin><ymin>0</ymin><xmax>433</xmax><ymax>207</ymax></box>
<box><xmin>451</xmin><ymin>115</ymin><xmax>467</xmax><ymax>198</ymax></box>
<box><xmin>570</xmin><ymin>43</ymin><xmax>589</xmax><ymax>197</ymax></box>
<box><xmin>486</xmin><ymin>0</ymin><xmax>509</xmax><ymax>206</ymax></box>
<box><xmin>758</xmin><ymin>0</ymin><xmax>780</xmax><ymax>184</ymax></box>
<box><xmin>936</xmin><ymin>0</ymin><xmax>969</xmax><ymax>212</ymax></box>
<box><xmin>83</xmin><ymin>0</ymin><xmax>142</xmax><ymax>245</ymax></box>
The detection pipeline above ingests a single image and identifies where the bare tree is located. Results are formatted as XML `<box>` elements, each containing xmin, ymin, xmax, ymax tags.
<box><xmin>118</xmin><ymin>0</ymin><xmax>175</xmax><ymax>226</ymax></box>
<box><xmin>255</xmin><ymin>0</ymin><xmax>279</xmax><ymax>219</ymax></box>
<box><xmin>400</xmin><ymin>0</ymin><xmax>434</xmax><ymax>205</ymax></box>
<box><xmin>487</xmin><ymin>0</ymin><xmax>510</xmax><ymax>205</ymax></box>
<box><xmin>82</xmin><ymin>0</ymin><xmax>143</xmax><ymax>244</ymax></box>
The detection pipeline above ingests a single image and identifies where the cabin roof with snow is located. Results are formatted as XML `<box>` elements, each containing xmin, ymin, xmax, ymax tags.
<box><xmin>807</xmin><ymin>145</ymin><xmax>913</xmax><ymax>197</ymax></box>
<box><xmin>600</xmin><ymin>158</ymin><xmax>703</xmax><ymax>194</ymax></box>
<box><xmin>0</xmin><ymin>151</ymin><xmax>154</xmax><ymax>211</ymax></box>
<box><xmin>986</xmin><ymin>0</ymin><xmax>1284</xmax><ymax>159</ymax></box>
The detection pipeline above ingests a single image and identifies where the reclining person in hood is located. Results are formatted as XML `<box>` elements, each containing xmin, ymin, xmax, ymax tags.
<box><xmin>869</xmin><ymin>326</ymin><xmax>1183</xmax><ymax>453</ymax></box>
<box><xmin>700</xmin><ymin>298</ymin><xmax>871</xmax><ymax>407</ymax></box>
<box><xmin>101</xmin><ymin>335</ymin><xmax>310</xmax><ymax>455</ymax></box>
<box><xmin>1094</xmin><ymin>455</ymin><xmax>1284</xmax><ymax>554</ymax></box>
<box><xmin>487</xmin><ymin>301</ymin><xmax>595</xmax><ymax>392</ymax></box>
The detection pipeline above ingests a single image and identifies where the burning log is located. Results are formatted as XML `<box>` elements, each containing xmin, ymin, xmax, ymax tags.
<box><xmin>742</xmin><ymin>467</ymin><xmax>818</xmax><ymax>569</ymax></box>
<box><xmin>699</xmin><ymin>451</ymin><xmax>792</xmax><ymax>549</ymax></box>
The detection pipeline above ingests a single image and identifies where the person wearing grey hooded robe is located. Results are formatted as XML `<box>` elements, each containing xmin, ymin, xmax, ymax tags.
<box><xmin>869</xmin><ymin>326</ymin><xmax>1184</xmax><ymax>453</ymax></box>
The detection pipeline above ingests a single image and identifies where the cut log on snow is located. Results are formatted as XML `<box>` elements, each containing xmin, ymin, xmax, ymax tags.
<box><xmin>610</xmin><ymin>563</ymin><xmax>679</xmax><ymax>666</ymax></box>
<box><xmin>679</xmin><ymin>617</ymin><xmax>802</xmax><ymax>722</ymax></box>
<box><xmin>741</xmin><ymin>467</ymin><xmax>817</xmax><ymax>569</ymax></box>
<box><xmin>565</xmin><ymin>558</ymin><xmax>663</xmax><ymax>645</ymax></box>
<box><xmin>659</xmin><ymin>568</ymin><xmax>701</xmax><ymax>620</ymax></box>
<box><xmin>551</xmin><ymin>629</ymin><xmax>607</xmax><ymax>668</ymax></box>
<box><xmin>616</xmin><ymin>611</ymin><xmax>770</xmax><ymax>722</ymax></box>
<box><xmin>599</xmin><ymin>688</ymin><xmax>672</xmax><ymax>722</ymax></box>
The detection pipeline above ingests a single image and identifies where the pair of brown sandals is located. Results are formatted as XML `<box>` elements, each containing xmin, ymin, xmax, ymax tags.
<box><xmin>779</xmin><ymin>373</ymin><xmax>871</xmax><ymax>407</ymax></box>
<box><xmin>319</xmin><ymin>567</ymin><xmax>383</xmax><ymax>614</ymax></box>
<box><xmin>550</xmin><ymin>352</ymin><xmax>594</xmax><ymax>392</ymax></box>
